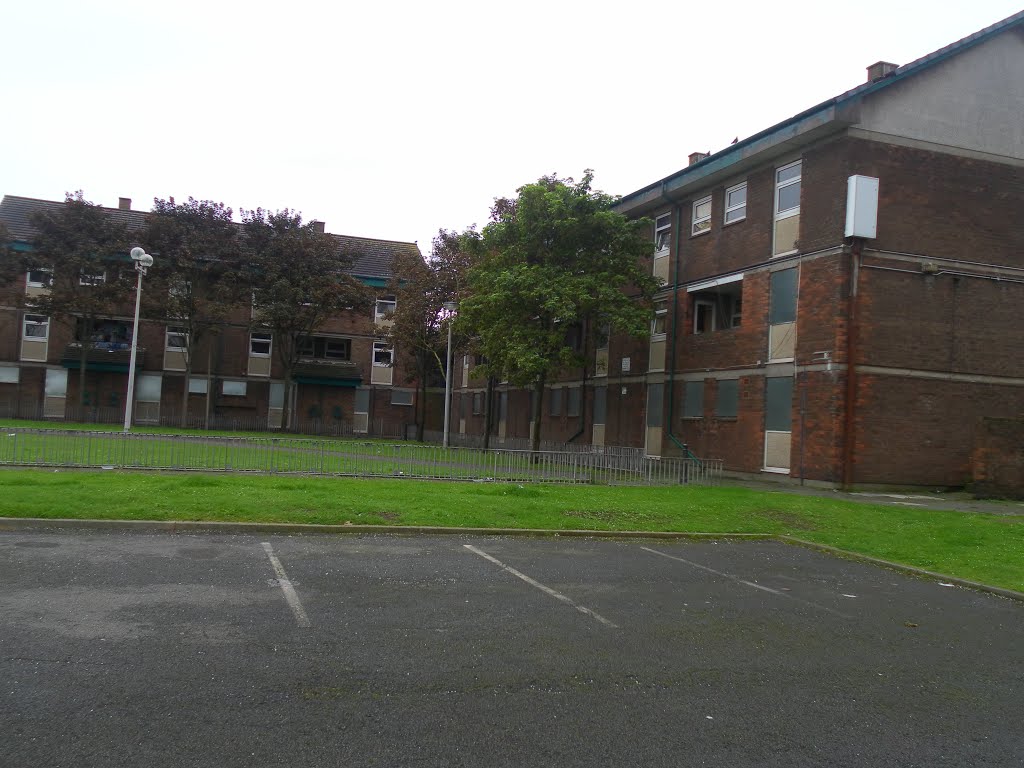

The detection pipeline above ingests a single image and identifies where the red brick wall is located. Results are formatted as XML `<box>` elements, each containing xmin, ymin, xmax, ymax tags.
<box><xmin>972</xmin><ymin>418</ymin><xmax>1024</xmax><ymax>499</ymax></box>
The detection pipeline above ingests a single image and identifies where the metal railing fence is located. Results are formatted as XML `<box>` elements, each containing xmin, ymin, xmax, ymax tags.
<box><xmin>0</xmin><ymin>428</ymin><xmax>722</xmax><ymax>486</ymax></box>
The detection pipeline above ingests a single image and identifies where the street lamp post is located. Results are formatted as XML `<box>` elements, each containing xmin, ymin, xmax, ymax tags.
<box><xmin>441</xmin><ymin>301</ymin><xmax>457</xmax><ymax>448</ymax></box>
<box><xmin>123</xmin><ymin>247</ymin><xmax>154</xmax><ymax>432</ymax></box>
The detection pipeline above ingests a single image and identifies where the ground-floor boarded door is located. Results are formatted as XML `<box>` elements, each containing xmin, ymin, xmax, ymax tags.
<box><xmin>764</xmin><ymin>376</ymin><xmax>792</xmax><ymax>472</ymax></box>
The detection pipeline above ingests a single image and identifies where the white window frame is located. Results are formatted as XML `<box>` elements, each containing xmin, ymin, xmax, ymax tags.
<box><xmin>249</xmin><ymin>332</ymin><xmax>272</xmax><ymax>357</ymax></box>
<box><xmin>651</xmin><ymin>300</ymin><xmax>668</xmax><ymax>340</ymax></box>
<box><xmin>775</xmin><ymin>161</ymin><xmax>802</xmax><ymax>220</ymax></box>
<box><xmin>654</xmin><ymin>213</ymin><xmax>672</xmax><ymax>253</ymax></box>
<box><xmin>374</xmin><ymin>296</ymin><xmax>397</xmax><ymax>323</ymax></box>
<box><xmin>79</xmin><ymin>270</ymin><xmax>107</xmax><ymax>286</ymax></box>
<box><xmin>372</xmin><ymin>342</ymin><xmax>393</xmax><ymax>367</ymax></box>
<box><xmin>694</xmin><ymin>299</ymin><xmax>716</xmax><ymax>334</ymax></box>
<box><xmin>23</xmin><ymin>314</ymin><xmax>49</xmax><ymax>340</ymax></box>
<box><xmin>165</xmin><ymin>326</ymin><xmax>188</xmax><ymax>351</ymax></box>
<box><xmin>222</xmin><ymin>380</ymin><xmax>247</xmax><ymax>397</ymax></box>
<box><xmin>724</xmin><ymin>182</ymin><xmax>747</xmax><ymax>224</ymax></box>
<box><xmin>26</xmin><ymin>268</ymin><xmax>53</xmax><ymax>288</ymax></box>
<box><xmin>691</xmin><ymin>196</ymin><xmax>712</xmax><ymax>236</ymax></box>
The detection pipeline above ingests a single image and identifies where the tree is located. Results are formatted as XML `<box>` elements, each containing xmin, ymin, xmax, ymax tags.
<box><xmin>244</xmin><ymin>208</ymin><xmax>371</xmax><ymax>430</ymax></box>
<box><xmin>460</xmin><ymin>171</ymin><xmax>659</xmax><ymax>452</ymax></box>
<box><xmin>15</xmin><ymin>193</ymin><xmax>131</xmax><ymax>412</ymax></box>
<box><xmin>142</xmin><ymin>198</ymin><xmax>246</xmax><ymax>426</ymax></box>
<box><xmin>385</xmin><ymin>228</ymin><xmax>479</xmax><ymax>441</ymax></box>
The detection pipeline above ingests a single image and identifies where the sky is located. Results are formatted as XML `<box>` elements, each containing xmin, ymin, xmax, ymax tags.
<box><xmin>2</xmin><ymin>0</ymin><xmax>1020</xmax><ymax>256</ymax></box>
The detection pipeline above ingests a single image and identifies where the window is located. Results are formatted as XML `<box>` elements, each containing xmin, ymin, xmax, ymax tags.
<box><xmin>250</xmin><ymin>332</ymin><xmax>272</xmax><ymax>357</ymax></box>
<box><xmin>716</xmin><ymin>379</ymin><xmax>739</xmax><ymax>418</ymax></box>
<box><xmin>23</xmin><ymin>314</ymin><xmax>49</xmax><ymax>339</ymax></box>
<box><xmin>549</xmin><ymin>387</ymin><xmax>562</xmax><ymax>417</ymax></box>
<box><xmin>567</xmin><ymin>386</ymin><xmax>581</xmax><ymax>418</ymax></box>
<box><xmin>79</xmin><ymin>270</ymin><xmax>106</xmax><ymax>286</ymax></box>
<box><xmin>651</xmin><ymin>300</ymin><xmax>668</xmax><ymax>338</ymax></box>
<box><xmin>166</xmin><ymin>326</ymin><xmax>188</xmax><ymax>351</ymax></box>
<box><xmin>766</xmin><ymin>377</ymin><xmax>793</xmax><ymax>431</ymax></box>
<box><xmin>0</xmin><ymin>365</ymin><xmax>19</xmax><ymax>384</ymax></box>
<box><xmin>136</xmin><ymin>373</ymin><xmax>162</xmax><ymax>403</ymax></box>
<box><xmin>691</xmin><ymin>196</ymin><xmax>712</xmax><ymax>236</ymax></box>
<box><xmin>683</xmin><ymin>381</ymin><xmax>704</xmax><ymax>418</ymax></box>
<box><xmin>188</xmin><ymin>377</ymin><xmax>208</xmax><ymax>394</ymax></box>
<box><xmin>769</xmin><ymin>269</ymin><xmax>798</xmax><ymax>325</ymax></box>
<box><xmin>27</xmin><ymin>268</ymin><xmax>53</xmax><ymax>288</ymax></box>
<box><xmin>654</xmin><ymin>213</ymin><xmax>672</xmax><ymax>252</ymax></box>
<box><xmin>724</xmin><ymin>182</ymin><xmax>747</xmax><ymax>224</ymax></box>
<box><xmin>375</xmin><ymin>296</ymin><xmax>397</xmax><ymax>323</ymax></box>
<box><xmin>373</xmin><ymin>342</ymin><xmax>393</xmax><ymax>367</ymax></box>
<box><xmin>391</xmin><ymin>389</ymin><xmax>413</xmax><ymax>406</ymax></box>
<box><xmin>472</xmin><ymin>392</ymin><xmax>483</xmax><ymax>415</ymax></box>
<box><xmin>775</xmin><ymin>162</ymin><xmax>801</xmax><ymax>218</ymax></box>
<box><xmin>593</xmin><ymin>386</ymin><xmax>607</xmax><ymax>425</ymax></box>
<box><xmin>354</xmin><ymin>388</ymin><xmax>370</xmax><ymax>414</ymax></box>
<box><xmin>692</xmin><ymin>281</ymin><xmax>742</xmax><ymax>333</ymax></box>
<box><xmin>222</xmin><ymin>380</ymin><xmax>247</xmax><ymax>397</ymax></box>
<box><xmin>45</xmin><ymin>368</ymin><xmax>68</xmax><ymax>398</ymax></box>
<box><xmin>299</xmin><ymin>336</ymin><xmax>351</xmax><ymax>361</ymax></box>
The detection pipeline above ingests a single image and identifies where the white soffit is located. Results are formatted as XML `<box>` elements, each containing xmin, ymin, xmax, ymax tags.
<box><xmin>687</xmin><ymin>273</ymin><xmax>745</xmax><ymax>293</ymax></box>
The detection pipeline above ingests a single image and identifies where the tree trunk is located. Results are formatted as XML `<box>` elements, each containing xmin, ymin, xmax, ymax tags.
<box><xmin>416</xmin><ymin>360</ymin><xmax>427</xmax><ymax>442</ymax></box>
<box><xmin>281</xmin><ymin>375</ymin><xmax>293</xmax><ymax>431</ymax></box>
<box><xmin>530</xmin><ymin>374</ymin><xmax>546</xmax><ymax>454</ymax></box>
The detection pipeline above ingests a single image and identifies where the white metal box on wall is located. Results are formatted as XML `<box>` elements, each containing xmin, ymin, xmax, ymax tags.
<box><xmin>845</xmin><ymin>175</ymin><xmax>879</xmax><ymax>239</ymax></box>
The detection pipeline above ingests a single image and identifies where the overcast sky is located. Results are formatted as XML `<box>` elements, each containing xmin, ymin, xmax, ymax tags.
<box><xmin>2</xmin><ymin>1</ymin><xmax>1019</xmax><ymax>256</ymax></box>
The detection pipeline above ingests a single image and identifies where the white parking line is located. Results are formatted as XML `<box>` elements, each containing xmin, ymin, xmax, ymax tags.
<box><xmin>261</xmin><ymin>542</ymin><xmax>311</xmax><ymax>628</ymax></box>
<box><xmin>463</xmin><ymin>545</ymin><xmax>618</xmax><ymax>628</ymax></box>
<box><xmin>639</xmin><ymin>546</ymin><xmax>851</xmax><ymax>618</ymax></box>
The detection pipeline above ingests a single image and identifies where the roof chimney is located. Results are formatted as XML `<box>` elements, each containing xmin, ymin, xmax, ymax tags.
<box><xmin>866</xmin><ymin>61</ymin><xmax>898</xmax><ymax>83</ymax></box>
<box><xmin>311</xmin><ymin>220</ymin><xmax>325</xmax><ymax>234</ymax></box>
<box><xmin>118</xmin><ymin>197</ymin><xmax>132</xmax><ymax>210</ymax></box>
<box><xmin>688</xmin><ymin>151</ymin><xmax>710</xmax><ymax>166</ymax></box>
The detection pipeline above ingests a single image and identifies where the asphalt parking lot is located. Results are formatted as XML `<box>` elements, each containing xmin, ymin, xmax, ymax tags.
<box><xmin>1</xmin><ymin>530</ymin><xmax>1021</xmax><ymax>767</ymax></box>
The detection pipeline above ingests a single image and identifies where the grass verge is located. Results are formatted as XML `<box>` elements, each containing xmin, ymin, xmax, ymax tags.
<box><xmin>1</xmin><ymin>469</ymin><xmax>1021</xmax><ymax>592</ymax></box>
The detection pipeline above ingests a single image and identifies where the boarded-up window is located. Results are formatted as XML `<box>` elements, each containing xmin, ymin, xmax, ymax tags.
<box><xmin>769</xmin><ymin>269</ymin><xmax>798</xmax><ymax>324</ymax></box>
<box><xmin>766</xmin><ymin>377</ymin><xmax>793</xmax><ymax>431</ymax></box>
<box><xmin>647</xmin><ymin>384</ymin><xmax>664</xmax><ymax>427</ymax></box>
<box><xmin>716</xmin><ymin>379</ymin><xmax>739</xmax><ymax>418</ymax></box>
<box><xmin>567</xmin><ymin>386</ymin><xmax>581</xmax><ymax>418</ymax></box>
<box><xmin>683</xmin><ymin>381</ymin><xmax>703</xmax><ymax>418</ymax></box>
<box><xmin>354</xmin><ymin>388</ymin><xmax>370</xmax><ymax>414</ymax></box>
<box><xmin>391</xmin><ymin>389</ymin><xmax>413</xmax><ymax>406</ymax></box>
<box><xmin>550</xmin><ymin>387</ymin><xmax>562</xmax><ymax>417</ymax></box>
<box><xmin>593</xmin><ymin>386</ymin><xmax>607</xmax><ymax>425</ymax></box>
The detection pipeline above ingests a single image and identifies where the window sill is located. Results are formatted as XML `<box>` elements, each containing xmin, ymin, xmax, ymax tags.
<box><xmin>762</xmin><ymin>467</ymin><xmax>790</xmax><ymax>474</ymax></box>
<box><xmin>690</xmin><ymin>228</ymin><xmax>711</xmax><ymax>238</ymax></box>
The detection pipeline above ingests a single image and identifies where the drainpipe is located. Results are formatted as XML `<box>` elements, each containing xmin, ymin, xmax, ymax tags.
<box><xmin>659</xmin><ymin>185</ymin><xmax>691</xmax><ymax>458</ymax></box>
<box><xmin>841</xmin><ymin>239</ymin><xmax>863</xmax><ymax>489</ymax></box>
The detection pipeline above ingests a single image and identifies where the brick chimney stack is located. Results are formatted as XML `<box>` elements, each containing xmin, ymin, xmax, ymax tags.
<box><xmin>867</xmin><ymin>61</ymin><xmax>898</xmax><ymax>82</ymax></box>
<box><xmin>118</xmin><ymin>197</ymin><xmax>132</xmax><ymax>210</ymax></box>
<box><xmin>311</xmin><ymin>221</ymin><xmax>325</xmax><ymax>233</ymax></box>
<box><xmin>688</xmin><ymin>152</ymin><xmax>710</xmax><ymax>166</ymax></box>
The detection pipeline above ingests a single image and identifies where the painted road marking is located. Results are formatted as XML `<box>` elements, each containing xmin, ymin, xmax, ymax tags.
<box><xmin>261</xmin><ymin>542</ymin><xmax>311</xmax><ymax>628</ymax></box>
<box><xmin>639</xmin><ymin>546</ymin><xmax>851</xmax><ymax>618</ymax></box>
<box><xmin>463</xmin><ymin>544</ymin><xmax>618</xmax><ymax>628</ymax></box>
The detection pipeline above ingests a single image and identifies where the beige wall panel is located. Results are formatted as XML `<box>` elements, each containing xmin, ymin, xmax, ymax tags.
<box><xmin>498</xmin><ymin>418</ymin><xmax>507</xmax><ymax>438</ymax></box>
<box><xmin>163</xmin><ymin>349</ymin><xmax>187</xmax><ymax>372</ymax></box>
<box><xmin>371</xmin><ymin>366</ymin><xmax>393</xmax><ymax>385</ymax></box>
<box><xmin>645</xmin><ymin>426</ymin><xmax>662</xmax><ymax>457</ymax></box>
<box><xmin>353</xmin><ymin>413</ymin><xmax>369</xmax><ymax>433</ymax></box>
<box><xmin>773</xmin><ymin>214</ymin><xmax>800</xmax><ymax>256</ymax></box>
<box><xmin>43</xmin><ymin>396</ymin><xmax>65</xmax><ymax>419</ymax></box>
<box><xmin>648</xmin><ymin>339</ymin><xmax>666</xmax><ymax>372</ymax></box>
<box><xmin>769</xmin><ymin>322</ymin><xmax>796</xmax><ymax>361</ymax></box>
<box><xmin>592</xmin><ymin>423</ymin><xmax>605</xmax><ymax>447</ymax></box>
<box><xmin>25</xmin><ymin>285</ymin><xmax>50</xmax><ymax>299</ymax></box>
<box><xmin>653</xmin><ymin>255</ymin><xmax>670</xmax><ymax>285</ymax></box>
<box><xmin>459</xmin><ymin>418</ymin><xmax>466</xmax><ymax>435</ymax></box>
<box><xmin>135</xmin><ymin>402</ymin><xmax>160</xmax><ymax>424</ymax></box>
<box><xmin>268</xmin><ymin>407</ymin><xmax>283</xmax><ymax>429</ymax></box>
<box><xmin>765</xmin><ymin>431</ymin><xmax>792</xmax><ymax>470</ymax></box>
<box><xmin>248</xmin><ymin>356</ymin><xmax>271</xmax><ymax>377</ymax></box>
<box><xmin>21</xmin><ymin>338</ymin><xmax>47</xmax><ymax>362</ymax></box>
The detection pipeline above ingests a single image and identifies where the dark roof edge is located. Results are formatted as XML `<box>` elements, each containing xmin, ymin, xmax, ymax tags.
<box><xmin>615</xmin><ymin>9</ymin><xmax>1024</xmax><ymax>213</ymax></box>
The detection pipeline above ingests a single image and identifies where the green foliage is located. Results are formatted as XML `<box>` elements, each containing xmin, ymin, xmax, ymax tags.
<box><xmin>461</xmin><ymin>171</ymin><xmax>658</xmax><ymax>389</ymax></box>
<box><xmin>243</xmin><ymin>208</ymin><xmax>372</xmax><ymax>427</ymax></box>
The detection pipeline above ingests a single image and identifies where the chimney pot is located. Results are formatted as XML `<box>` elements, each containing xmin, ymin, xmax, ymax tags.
<box><xmin>311</xmin><ymin>220</ymin><xmax>325</xmax><ymax>234</ymax></box>
<box><xmin>688</xmin><ymin>151</ymin><xmax>710</xmax><ymax>166</ymax></box>
<box><xmin>118</xmin><ymin>197</ymin><xmax>132</xmax><ymax>210</ymax></box>
<box><xmin>867</xmin><ymin>61</ymin><xmax>898</xmax><ymax>83</ymax></box>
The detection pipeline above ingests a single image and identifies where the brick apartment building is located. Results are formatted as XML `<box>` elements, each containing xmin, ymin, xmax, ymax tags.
<box><xmin>452</xmin><ymin>11</ymin><xmax>1024</xmax><ymax>488</ymax></box>
<box><xmin>0</xmin><ymin>195</ymin><xmax>422</xmax><ymax>434</ymax></box>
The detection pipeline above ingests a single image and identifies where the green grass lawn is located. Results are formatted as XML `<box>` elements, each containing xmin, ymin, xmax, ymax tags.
<box><xmin>0</xmin><ymin>419</ymin><xmax>367</xmax><ymax>441</ymax></box>
<box><xmin>1</xmin><ymin>469</ymin><xmax>1021</xmax><ymax>592</ymax></box>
